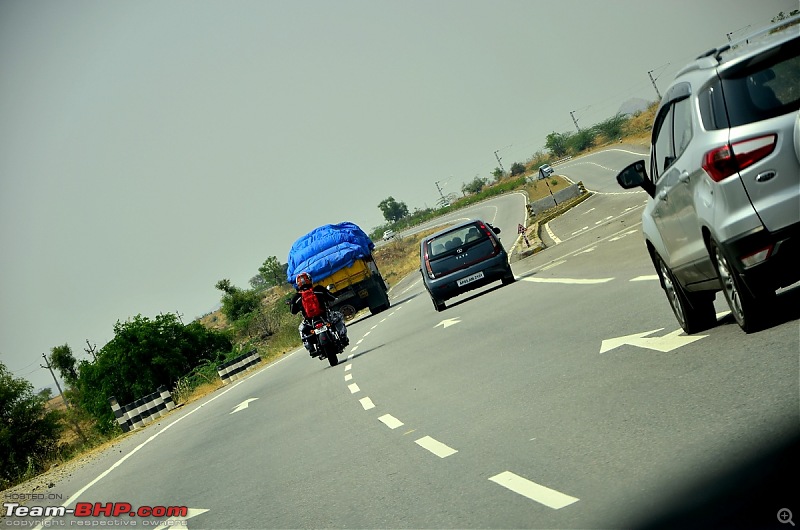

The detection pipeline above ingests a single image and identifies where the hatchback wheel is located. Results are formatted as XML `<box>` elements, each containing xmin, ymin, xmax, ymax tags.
<box><xmin>430</xmin><ymin>293</ymin><xmax>445</xmax><ymax>312</ymax></box>
<box><xmin>655</xmin><ymin>253</ymin><xmax>716</xmax><ymax>334</ymax></box>
<box><xmin>710</xmin><ymin>241</ymin><xmax>771</xmax><ymax>333</ymax></box>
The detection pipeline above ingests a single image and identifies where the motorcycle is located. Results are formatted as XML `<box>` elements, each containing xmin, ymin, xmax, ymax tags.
<box><xmin>304</xmin><ymin>311</ymin><xmax>347</xmax><ymax>367</ymax></box>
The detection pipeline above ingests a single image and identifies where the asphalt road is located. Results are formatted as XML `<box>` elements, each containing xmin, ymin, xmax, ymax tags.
<box><xmin>18</xmin><ymin>147</ymin><xmax>799</xmax><ymax>530</ymax></box>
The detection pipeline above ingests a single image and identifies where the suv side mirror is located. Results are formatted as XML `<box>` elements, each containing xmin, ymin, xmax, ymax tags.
<box><xmin>616</xmin><ymin>159</ymin><xmax>655</xmax><ymax>198</ymax></box>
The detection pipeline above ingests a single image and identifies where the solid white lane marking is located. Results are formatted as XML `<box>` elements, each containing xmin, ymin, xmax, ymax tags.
<box><xmin>631</xmin><ymin>275</ymin><xmax>659</xmax><ymax>282</ymax></box>
<box><xmin>348</xmin><ymin>383</ymin><xmax>360</xmax><ymax>394</ymax></box>
<box><xmin>344</xmin><ymin>374</ymin><xmax>352</xmax><ymax>381</ymax></box>
<box><xmin>415</xmin><ymin>436</ymin><xmax>458</xmax><ymax>458</ymax></box>
<box><xmin>522</xmin><ymin>277</ymin><xmax>613</xmax><ymax>285</ymax></box>
<box><xmin>359</xmin><ymin>397</ymin><xmax>375</xmax><ymax>410</ymax></box>
<box><xmin>545</xmin><ymin>223</ymin><xmax>562</xmax><ymax>244</ymax></box>
<box><xmin>489</xmin><ymin>471</ymin><xmax>579</xmax><ymax>509</ymax></box>
<box><xmin>378</xmin><ymin>414</ymin><xmax>404</xmax><ymax>429</ymax></box>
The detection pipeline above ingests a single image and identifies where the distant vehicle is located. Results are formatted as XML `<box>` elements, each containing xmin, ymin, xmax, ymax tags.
<box><xmin>382</xmin><ymin>229</ymin><xmax>396</xmax><ymax>241</ymax></box>
<box><xmin>616</xmin><ymin>17</ymin><xmax>800</xmax><ymax>333</ymax></box>
<box><xmin>287</xmin><ymin>222</ymin><xmax>391</xmax><ymax>319</ymax></box>
<box><xmin>419</xmin><ymin>219</ymin><xmax>514</xmax><ymax>311</ymax></box>
<box><xmin>538</xmin><ymin>164</ymin><xmax>554</xmax><ymax>179</ymax></box>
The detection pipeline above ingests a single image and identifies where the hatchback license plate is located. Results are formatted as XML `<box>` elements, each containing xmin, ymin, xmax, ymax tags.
<box><xmin>457</xmin><ymin>271</ymin><xmax>484</xmax><ymax>286</ymax></box>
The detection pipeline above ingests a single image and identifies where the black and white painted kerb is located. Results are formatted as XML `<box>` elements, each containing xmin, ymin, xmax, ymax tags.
<box><xmin>109</xmin><ymin>385</ymin><xmax>176</xmax><ymax>433</ymax></box>
<box><xmin>217</xmin><ymin>349</ymin><xmax>261</xmax><ymax>385</ymax></box>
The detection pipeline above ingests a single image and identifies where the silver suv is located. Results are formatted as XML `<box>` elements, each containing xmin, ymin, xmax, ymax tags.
<box><xmin>617</xmin><ymin>18</ymin><xmax>800</xmax><ymax>333</ymax></box>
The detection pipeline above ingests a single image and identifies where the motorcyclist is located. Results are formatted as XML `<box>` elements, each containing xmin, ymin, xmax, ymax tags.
<box><xmin>289</xmin><ymin>272</ymin><xmax>349</xmax><ymax>355</ymax></box>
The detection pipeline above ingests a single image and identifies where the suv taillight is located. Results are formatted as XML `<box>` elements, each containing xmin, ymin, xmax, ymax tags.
<box><xmin>703</xmin><ymin>134</ymin><xmax>777</xmax><ymax>182</ymax></box>
<box><xmin>423</xmin><ymin>251</ymin><xmax>434</xmax><ymax>279</ymax></box>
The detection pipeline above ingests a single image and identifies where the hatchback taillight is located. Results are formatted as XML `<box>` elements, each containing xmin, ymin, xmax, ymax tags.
<box><xmin>702</xmin><ymin>134</ymin><xmax>777</xmax><ymax>182</ymax></box>
<box><xmin>423</xmin><ymin>250</ymin><xmax>434</xmax><ymax>278</ymax></box>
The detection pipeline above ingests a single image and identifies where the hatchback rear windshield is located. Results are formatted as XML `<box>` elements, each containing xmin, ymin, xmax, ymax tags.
<box><xmin>427</xmin><ymin>224</ymin><xmax>492</xmax><ymax>257</ymax></box>
<box><xmin>712</xmin><ymin>36</ymin><xmax>800</xmax><ymax>128</ymax></box>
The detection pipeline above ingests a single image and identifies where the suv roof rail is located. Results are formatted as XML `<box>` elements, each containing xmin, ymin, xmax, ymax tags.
<box><xmin>724</xmin><ymin>14</ymin><xmax>800</xmax><ymax>56</ymax></box>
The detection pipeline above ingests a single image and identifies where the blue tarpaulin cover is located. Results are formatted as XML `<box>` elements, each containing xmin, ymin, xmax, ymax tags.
<box><xmin>286</xmin><ymin>222</ymin><xmax>375</xmax><ymax>286</ymax></box>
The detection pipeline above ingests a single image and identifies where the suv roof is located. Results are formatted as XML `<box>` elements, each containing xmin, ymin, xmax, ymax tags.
<box><xmin>675</xmin><ymin>16</ymin><xmax>800</xmax><ymax>78</ymax></box>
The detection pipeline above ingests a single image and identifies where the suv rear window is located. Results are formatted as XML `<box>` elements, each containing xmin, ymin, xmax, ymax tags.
<box><xmin>712</xmin><ymin>36</ymin><xmax>800</xmax><ymax>128</ymax></box>
<box><xmin>425</xmin><ymin>223</ymin><xmax>496</xmax><ymax>277</ymax></box>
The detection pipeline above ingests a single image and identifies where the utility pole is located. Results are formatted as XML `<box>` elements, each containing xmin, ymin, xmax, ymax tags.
<box><xmin>569</xmin><ymin>111</ymin><xmax>581</xmax><ymax>132</ymax></box>
<box><xmin>494</xmin><ymin>150</ymin><xmax>505</xmax><ymax>174</ymax></box>
<box><xmin>434</xmin><ymin>181</ymin><xmax>446</xmax><ymax>202</ymax></box>
<box><xmin>41</xmin><ymin>353</ymin><xmax>70</xmax><ymax>408</ymax></box>
<box><xmin>42</xmin><ymin>353</ymin><xmax>89</xmax><ymax>443</ymax></box>
<box><xmin>84</xmin><ymin>339</ymin><xmax>97</xmax><ymax>361</ymax></box>
<box><xmin>647</xmin><ymin>70</ymin><xmax>662</xmax><ymax>100</ymax></box>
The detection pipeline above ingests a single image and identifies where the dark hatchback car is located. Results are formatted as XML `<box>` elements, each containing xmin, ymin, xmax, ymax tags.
<box><xmin>420</xmin><ymin>219</ymin><xmax>515</xmax><ymax>311</ymax></box>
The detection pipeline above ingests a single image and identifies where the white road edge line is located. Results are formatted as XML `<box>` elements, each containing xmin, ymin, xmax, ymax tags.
<box><xmin>489</xmin><ymin>471</ymin><xmax>579</xmax><ymax>509</ymax></box>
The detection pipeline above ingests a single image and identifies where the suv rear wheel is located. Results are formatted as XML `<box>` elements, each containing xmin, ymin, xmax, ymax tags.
<box><xmin>710</xmin><ymin>241</ymin><xmax>772</xmax><ymax>333</ymax></box>
<box><xmin>655</xmin><ymin>253</ymin><xmax>716</xmax><ymax>334</ymax></box>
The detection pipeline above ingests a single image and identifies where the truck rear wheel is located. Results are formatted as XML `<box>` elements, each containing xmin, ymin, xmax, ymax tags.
<box><xmin>340</xmin><ymin>304</ymin><xmax>357</xmax><ymax>320</ymax></box>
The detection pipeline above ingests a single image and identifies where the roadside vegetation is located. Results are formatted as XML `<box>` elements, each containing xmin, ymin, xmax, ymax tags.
<box><xmin>1</xmin><ymin>101</ymin><xmax>658</xmax><ymax>492</ymax></box>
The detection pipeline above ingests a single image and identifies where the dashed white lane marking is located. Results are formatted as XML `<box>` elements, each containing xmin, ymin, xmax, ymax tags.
<box><xmin>370</xmin><ymin>325</ymin><xmax>378</xmax><ymax>330</ymax></box>
<box><xmin>522</xmin><ymin>277</ymin><xmax>613</xmax><ymax>285</ymax></box>
<box><xmin>345</xmin><ymin>364</ymin><xmax>352</xmax><ymax>372</ymax></box>
<box><xmin>378</xmin><ymin>414</ymin><xmax>404</xmax><ymax>429</ymax></box>
<box><xmin>364</xmin><ymin>331</ymin><xmax>371</xmax><ymax>337</ymax></box>
<box><xmin>489</xmin><ymin>471</ymin><xmax>579</xmax><ymax>509</ymax></box>
<box><xmin>348</xmin><ymin>383</ymin><xmax>360</xmax><ymax>394</ymax></box>
<box><xmin>541</xmin><ymin>260</ymin><xmax>566</xmax><ymax>271</ymax></box>
<box><xmin>415</xmin><ymin>436</ymin><xmax>458</xmax><ymax>458</ymax></box>
<box><xmin>577</xmin><ymin>247</ymin><xmax>596</xmax><ymax>254</ymax></box>
<box><xmin>359</xmin><ymin>397</ymin><xmax>375</xmax><ymax>410</ymax></box>
<box><xmin>595</xmin><ymin>216</ymin><xmax>613</xmax><ymax>225</ymax></box>
<box><xmin>571</xmin><ymin>226</ymin><xmax>589</xmax><ymax>236</ymax></box>
<box><xmin>357</xmin><ymin>339</ymin><xmax>364</xmax><ymax>345</ymax></box>
<box><xmin>631</xmin><ymin>275</ymin><xmax>659</xmax><ymax>282</ymax></box>
<box><xmin>582</xmin><ymin>208</ymin><xmax>596</xmax><ymax>215</ymax></box>
<box><xmin>380</xmin><ymin>318</ymin><xmax>387</xmax><ymax>323</ymax></box>
<box><xmin>344</xmin><ymin>374</ymin><xmax>353</xmax><ymax>381</ymax></box>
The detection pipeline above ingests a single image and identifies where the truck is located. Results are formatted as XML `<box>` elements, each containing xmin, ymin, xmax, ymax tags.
<box><xmin>286</xmin><ymin>222</ymin><xmax>391</xmax><ymax>320</ymax></box>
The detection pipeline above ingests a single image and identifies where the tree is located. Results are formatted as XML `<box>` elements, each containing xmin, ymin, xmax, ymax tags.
<box><xmin>258</xmin><ymin>256</ymin><xmax>288</xmax><ymax>287</ymax></box>
<box><xmin>215</xmin><ymin>279</ymin><xmax>236</xmax><ymax>295</ymax></box>
<box><xmin>75</xmin><ymin>313</ymin><xmax>232</xmax><ymax>432</ymax></box>
<box><xmin>568</xmin><ymin>128</ymin><xmax>597</xmax><ymax>153</ymax></box>
<box><xmin>593</xmin><ymin>113</ymin><xmax>627</xmax><ymax>142</ymax></box>
<box><xmin>462</xmin><ymin>175</ymin><xmax>488</xmax><ymax>195</ymax></box>
<box><xmin>50</xmin><ymin>344</ymin><xmax>78</xmax><ymax>385</ymax></box>
<box><xmin>510</xmin><ymin>162</ymin><xmax>526</xmax><ymax>177</ymax></box>
<box><xmin>0</xmin><ymin>362</ymin><xmax>64</xmax><ymax>488</ymax></box>
<box><xmin>545</xmin><ymin>131</ymin><xmax>571</xmax><ymax>158</ymax></box>
<box><xmin>492</xmin><ymin>167</ymin><xmax>504</xmax><ymax>181</ymax></box>
<box><xmin>378</xmin><ymin>196</ymin><xmax>409</xmax><ymax>223</ymax></box>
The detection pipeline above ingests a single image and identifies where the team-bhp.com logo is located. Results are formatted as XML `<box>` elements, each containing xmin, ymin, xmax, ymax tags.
<box><xmin>4</xmin><ymin>502</ymin><xmax>188</xmax><ymax>525</ymax></box>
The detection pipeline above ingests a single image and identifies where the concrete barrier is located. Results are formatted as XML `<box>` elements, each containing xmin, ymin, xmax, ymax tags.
<box><xmin>109</xmin><ymin>385</ymin><xmax>176</xmax><ymax>433</ymax></box>
<box><xmin>217</xmin><ymin>349</ymin><xmax>261</xmax><ymax>385</ymax></box>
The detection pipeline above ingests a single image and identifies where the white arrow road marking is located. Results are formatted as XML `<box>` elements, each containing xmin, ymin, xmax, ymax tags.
<box><xmin>415</xmin><ymin>436</ymin><xmax>458</xmax><ymax>458</ymax></box>
<box><xmin>378</xmin><ymin>414</ymin><xmax>404</xmax><ymax>429</ymax></box>
<box><xmin>435</xmin><ymin>318</ymin><xmax>461</xmax><ymax>329</ymax></box>
<box><xmin>609</xmin><ymin>229</ymin><xmax>638</xmax><ymax>241</ymax></box>
<box><xmin>600</xmin><ymin>328</ymin><xmax>707</xmax><ymax>354</ymax></box>
<box><xmin>522</xmin><ymin>277</ymin><xmax>613</xmax><ymax>285</ymax></box>
<box><xmin>230</xmin><ymin>398</ymin><xmax>258</xmax><ymax>414</ymax></box>
<box><xmin>154</xmin><ymin>508</ymin><xmax>209</xmax><ymax>530</ymax></box>
<box><xmin>489</xmin><ymin>472</ymin><xmax>579</xmax><ymax>509</ymax></box>
<box><xmin>631</xmin><ymin>275</ymin><xmax>659</xmax><ymax>282</ymax></box>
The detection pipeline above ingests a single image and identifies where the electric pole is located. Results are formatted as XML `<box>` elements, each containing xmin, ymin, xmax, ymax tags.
<box><xmin>41</xmin><ymin>353</ymin><xmax>70</xmax><ymax>408</ymax></box>
<box><xmin>570</xmin><ymin>111</ymin><xmax>581</xmax><ymax>132</ymax></box>
<box><xmin>647</xmin><ymin>70</ymin><xmax>662</xmax><ymax>100</ymax></box>
<box><xmin>434</xmin><ymin>180</ymin><xmax>446</xmax><ymax>203</ymax></box>
<box><xmin>494</xmin><ymin>150</ymin><xmax>505</xmax><ymax>174</ymax></box>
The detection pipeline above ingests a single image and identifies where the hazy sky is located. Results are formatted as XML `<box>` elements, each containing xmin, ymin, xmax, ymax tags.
<box><xmin>1</xmin><ymin>0</ymin><xmax>795</xmax><ymax>391</ymax></box>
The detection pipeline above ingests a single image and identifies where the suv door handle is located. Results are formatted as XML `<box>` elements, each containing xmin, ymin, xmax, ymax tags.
<box><xmin>679</xmin><ymin>170</ymin><xmax>690</xmax><ymax>184</ymax></box>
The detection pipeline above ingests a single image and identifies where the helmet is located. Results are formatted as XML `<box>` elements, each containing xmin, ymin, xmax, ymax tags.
<box><xmin>296</xmin><ymin>272</ymin><xmax>312</xmax><ymax>290</ymax></box>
